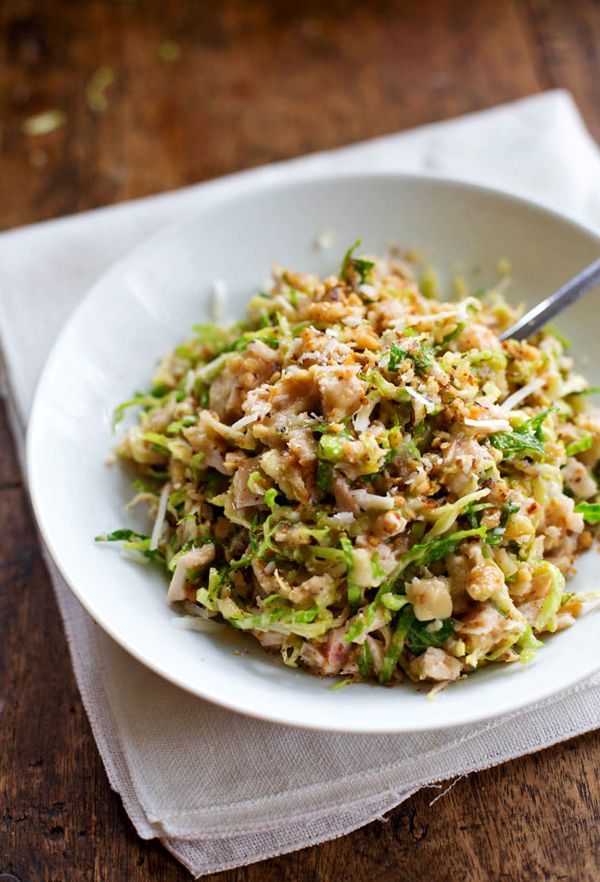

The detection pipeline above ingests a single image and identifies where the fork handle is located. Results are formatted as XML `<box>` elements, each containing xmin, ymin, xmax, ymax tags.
<box><xmin>499</xmin><ymin>255</ymin><xmax>600</xmax><ymax>342</ymax></box>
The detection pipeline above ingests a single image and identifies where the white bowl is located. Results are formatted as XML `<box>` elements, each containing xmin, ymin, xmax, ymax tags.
<box><xmin>27</xmin><ymin>173</ymin><xmax>600</xmax><ymax>733</ymax></box>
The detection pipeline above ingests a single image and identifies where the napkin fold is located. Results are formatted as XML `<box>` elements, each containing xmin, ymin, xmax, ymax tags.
<box><xmin>3</xmin><ymin>90</ymin><xmax>600</xmax><ymax>877</ymax></box>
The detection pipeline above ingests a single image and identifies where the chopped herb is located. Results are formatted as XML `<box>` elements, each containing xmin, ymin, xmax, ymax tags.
<box><xmin>387</xmin><ymin>342</ymin><xmax>433</xmax><ymax>375</ymax></box>
<box><xmin>353</xmin><ymin>258</ymin><xmax>375</xmax><ymax>285</ymax></box>
<box><xmin>489</xmin><ymin>409</ymin><xmax>555</xmax><ymax>460</ymax></box>
<box><xmin>339</xmin><ymin>239</ymin><xmax>374</xmax><ymax>285</ymax></box>
<box><xmin>406</xmin><ymin>618</ymin><xmax>454</xmax><ymax>654</ymax></box>
<box><xmin>483</xmin><ymin>501</ymin><xmax>520</xmax><ymax>546</ymax></box>
<box><xmin>490</xmin><ymin>431</ymin><xmax>545</xmax><ymax>459</ymax></box>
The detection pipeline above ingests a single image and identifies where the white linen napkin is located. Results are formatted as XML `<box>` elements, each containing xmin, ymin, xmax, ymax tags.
<box><xmin>2</xmin><ymin>90</ymin><xmax>600</xmax><ymax>877</ymax></box>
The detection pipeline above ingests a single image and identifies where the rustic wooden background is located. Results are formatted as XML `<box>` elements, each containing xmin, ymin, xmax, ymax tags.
<box><xmin>1</xmin><ymin>1</ymin><xmax>600</xmax><ymax>880</ymax></box>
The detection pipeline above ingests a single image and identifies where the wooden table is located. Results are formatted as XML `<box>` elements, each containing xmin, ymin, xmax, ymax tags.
<box><xmin>1</xmin><ymin>1</ymin><xmax>600</xmax><ymax>879</ymax></box>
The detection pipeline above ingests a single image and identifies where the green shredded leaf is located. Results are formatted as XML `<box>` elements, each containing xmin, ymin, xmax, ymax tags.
<box><xmin>340</xmin><ymin>239</ymin><xmax>360</xmax><ymax>280</ymax></box>
<box><xmin>569</xmin><ymin>387</ymin><xmax>600</xmax><ymax>396</ymax></box>
<box><xmin>398</xmin><ymin>527</ymin><xmax>487</xmax><ymax>572</ymax></box>
<box><xmin>316</xmin><ymin>460</ymin><xmax>334</xmax><ymax>494</ymax></box>
<box><xmin>113</xmin><ymin>393</ymin><xmax>147</xmax><ymax>428</ymax></box>
<box><xmin>379</xmin><ymin>606</ymin><xmax>414</xmax><ymax>684</ymax></box>
<box><xmin>95</xmin><ymin>529</ymin><xmax>165</xmax><ymax>564</ymax></box>
<box><xmin>413</xmin><ymin>420</ymin><xmax>433</xmax><ymax>453</ymax></box>
<box><xmin>381</xmin><ymin>592</ymin><xmax>409</xmax><ymax>612</ymax></box>
<box><xmin>357</xmin><ymin>641</ymin><xmax>374</xmax><ymax>678</ymax></box>
<box><xmin>331</xmin><ymin>678</ymin><xmax>353</xmax><ymax>691</ymax></box>
<box><xmin>574</xmin><ymin>502</ymin><xmax>600</xmax><ymax>523</ymax></box>
<box><xmin>534</xmin><ymin>561</ymin><xmax>565</xmax><ymax>632</ymax></box>
<box><xmin>517</xmin><ymin>621</ymin><xmax>543</xmax><ymax>663</ymax></box>
<box><xmin>167</xmin><ymin>537</ymin><xmax>214</xmax><ymax>572</ymax></box>
<box><xmin>148</xmin><ymin>467</ymin><xmax>168</xmax><ymax>480</ymax></box>
<box><xmin>399</xmin><ymin>437</ymin><xmax>421</xmax><ymax>460</ymax></box>
<box><xmin>142</xmin><ymin>431</ymin><xmax>171</xmax><ymax>453</ymax></box>
<box><xmin>419</xmin><ymin>268</ymin><xmax>439</xmax><ymax>300</ymax></box>
<box><xmin>365</xmin><ymin>369</ymin><xmax>410</xmax><ymax>403</ymax></box>
<box><xmin>340</xmin><ymin>537</ymin><xmax>361</xmax><ymax>607</ymax></box>
<box><xmin>166</xmin><ymin>415</ymin><xmax>197</xmax><ymax>435</ymax></box>
<box><xmin>95</xmin><ymin>528</ymin><xmax>147</xmax><ymax>543</ymax></box>
<box><xmin>132</xmin><ymin>478</ymin><xmax>155</xmax><ymax>494</ymax></box>
<box><xmin>113</xmin><ymin>385</ymin><xmax>171</xmax><ymax>428</ymax></box>
<box><xmin>543</xmin><ymin>324</ymin><xmax>571</xmax><ymax>351</ymax></box>
<box><xmin>435</xmin><ymin>322</ymin><xmax>466</xmax><ymax>350</ymax></box>
<box><xmin>318</xmin><ymin>434</ymin><xmax>348</xmax><ymax>462</ymax></box>
<box><xmin>264</xmin><ymin>488</ymin><xmax>278</xmax><ymax>510</ymax></box>
<box><xmin>566</xmin><ymin>436</ymin><xmax>593</xmax><ymax>456</ymax></box>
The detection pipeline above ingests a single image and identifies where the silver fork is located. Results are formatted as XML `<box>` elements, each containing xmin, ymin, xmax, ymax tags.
<box><xmin>499</xmin><ymin>255</ymin><xmax>600</xmax><ymax>342</ymax></box>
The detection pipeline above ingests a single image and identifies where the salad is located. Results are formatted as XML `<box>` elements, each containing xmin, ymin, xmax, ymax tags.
<box><xmin>99</xmin><ymin>244</ymin><xmax>600</xmax><ymax>689</ymax></box>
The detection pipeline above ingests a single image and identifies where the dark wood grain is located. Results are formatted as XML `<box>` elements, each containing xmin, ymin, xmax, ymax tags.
<box><xmin>1</xmin><ymin>1</ymin><xmax>599</xmax><ymax>880</ymax></box>
<box><xmin>517</xmin><ymin>0</ymin><xmax>600</xmax><ymax>142</ymax></box>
